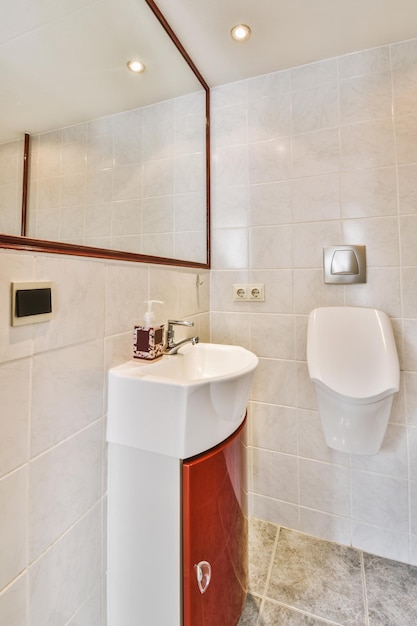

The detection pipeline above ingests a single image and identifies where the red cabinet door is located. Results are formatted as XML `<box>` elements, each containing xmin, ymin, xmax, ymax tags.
<box><xmin>182</xmin><ymin>419</ymin><xmax>248</xmax><ymax>626</ymax></box>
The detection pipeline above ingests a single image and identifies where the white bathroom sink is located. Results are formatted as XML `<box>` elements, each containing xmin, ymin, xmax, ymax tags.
<box><xmin>107</xmin><ymin>343</ymin><xmax>258</xmax><ymax>459</ymax></box>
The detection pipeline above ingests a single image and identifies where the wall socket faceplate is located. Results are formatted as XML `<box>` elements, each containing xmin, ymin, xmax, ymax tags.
<box><xmin>233</xmin><ymin>284</ymin><xmax>265</xmax><ymax>302</ymax></box>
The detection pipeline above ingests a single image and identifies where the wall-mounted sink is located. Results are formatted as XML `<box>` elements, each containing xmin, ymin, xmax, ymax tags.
<box><xmin>107</xmin><ymin>343</ymin><xmax>258</xmax><ymax>459</ymax></box>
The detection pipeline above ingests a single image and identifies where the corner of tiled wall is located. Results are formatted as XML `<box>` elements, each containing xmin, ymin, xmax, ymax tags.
<box><xmin>210</xmin><ymin>38</ymin><xmax>417</xmax><ymax>566</ymax></box>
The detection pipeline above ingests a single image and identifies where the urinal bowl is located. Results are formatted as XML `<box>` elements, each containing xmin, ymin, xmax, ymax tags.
<box><xmin>314</xmin><ymin>382</ymin><xmax>395</xmax><ymax>455</ymax></box>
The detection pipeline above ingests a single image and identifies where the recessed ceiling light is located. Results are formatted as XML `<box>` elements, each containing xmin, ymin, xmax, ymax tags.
<box><xmin>127</xmin><ymin>60</ymin><xmax>146</xmax><ymax>74</ymax></box>
<box><xmin>230</xmin><ymin>24</ymin><xmax>251</xmax><ymax>42</ymax></box>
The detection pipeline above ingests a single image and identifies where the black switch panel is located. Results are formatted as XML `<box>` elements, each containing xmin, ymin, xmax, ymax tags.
<box><xmin>15</xmin><ymin>288</ymin><xmax>52</xmax><ymax>317</ymax></box>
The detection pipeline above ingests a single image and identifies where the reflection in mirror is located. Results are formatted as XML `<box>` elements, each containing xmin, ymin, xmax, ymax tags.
<box><xmin>0</xmin><ymin>137</ymin><xmax>23</xmax><ymax>236</ymax></box>
<box><xmin>26</xmin><ymin>91</ymin><xmax>207</xmax><ymax>262</ymax></box>
<box><xmin>0</xmin><ymin>0</ymin><xmax>210</xmax><ymax>268</ymax></box>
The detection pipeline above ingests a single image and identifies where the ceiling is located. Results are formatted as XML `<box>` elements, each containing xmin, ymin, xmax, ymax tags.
<box><xmin>156</xmin><ymin>0</ymin><xmax>417</xmax><ymax>86</ymax></box>
<box><xmin>2</xmin><ymin>0</ymin><xmax>417</xmax><ymax>142</ymax></box>
<box><xmin>0</xmin><ymin>0</ymin><xmax>201</xmax><ymax>142</ymax></box>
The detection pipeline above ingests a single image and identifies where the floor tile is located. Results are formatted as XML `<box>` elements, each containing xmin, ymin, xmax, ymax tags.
<box><xmin>261</xmin><ymin>600</ymin><xmax>340</xmax><ymax>625</ymax></box>
<box><xmin>266</xmin><ymin>528</ymin><xmax>366</xmax><ymax>626</ymax></box>
<box><xmin>248</xmin><ymin>518</ymin><xmax>278</xmax><ymax>596</ymax></box>
<box><xmin>237</xmin><ymin>594</ymin><xmax>262</xmax><ymax>625</ymax></box>
<box><xmin>241</xmin><ymin>520</ymin><xmax>417</xmax><ymax>626</ymax></box>
<box><xmin>364</xmin><ymin>553</ymin><xmax>417</xmax><ymax>625</ymax></box>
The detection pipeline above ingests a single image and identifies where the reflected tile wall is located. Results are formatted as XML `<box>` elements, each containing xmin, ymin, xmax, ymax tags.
<box><xmin>211</xmin><ymin>38</ymin><xmax>417</xmax><ymax>565</ymax></box>
<box><xmin>0</xmin><ymin>138</ymin><xmax>23</xmax><ymax>236</ymax></box>
<box><xmin>27</xmin><ymin>90</ymin><xmax>206</xmax><ymax>263</ymax></box>
<box><xmin>0</xmin><ymin>249</ymin><xmax>210</xmax><ymax>624</ymax></box>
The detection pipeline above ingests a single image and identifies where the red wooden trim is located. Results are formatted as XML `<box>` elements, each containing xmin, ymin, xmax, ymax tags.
<box><xmin>0</xmin><ymin>234</ymin><xmax>209</xmax><ymax>268</ymax></box>
<box><xmin>144</xmin><ymin>0</ymin><xmax>209</xmax><ymax>91</ymax></box>
<box><xmin>20</xmin><ymin>133</ymin><xmax>30</xmax><ymax>236</ymax></box>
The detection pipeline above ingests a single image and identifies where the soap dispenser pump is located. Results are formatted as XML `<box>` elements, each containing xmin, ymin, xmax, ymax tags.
<box><xmin>133</xmin><ymin>300</ymin><xmax>165</xmax><ymax>360</ymax></box>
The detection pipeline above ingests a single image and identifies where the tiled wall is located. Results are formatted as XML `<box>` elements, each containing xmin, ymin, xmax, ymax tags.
<box><xmin>0</xmin><ymin>249</ymin><xmax>209</xmax><ymax>625</ymax></box>
<box><xmin>210</xmin><ymin>38</ymin><xmax>417</xmax><ymax>565</ymax></box>
<box><xmin>0</xmin><ymin>138</ymin><xmax>23</xmax><ymax>236</ymax></box>
<box><xmin>3</xmin><ymin>31</ymin><xmax>417</xmax><ymax>626</ymax></box>
<box><xmin>27</xmin><ymin>91</ymin><xmax>206</xmax><ymax>263</ymax></box>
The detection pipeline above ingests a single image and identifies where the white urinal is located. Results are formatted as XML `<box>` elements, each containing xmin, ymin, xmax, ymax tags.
<box><xmin>307</xmin><ymin>306</ymin><xmax>400</xmax><ymax>455</ymax></box>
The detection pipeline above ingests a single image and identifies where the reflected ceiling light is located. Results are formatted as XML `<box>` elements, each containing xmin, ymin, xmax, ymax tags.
<box><xmin>127</xmin><ymin>60</ymin><xmax>146</xmax><ymax>73</ymax></box>
<box><xmin>230</xmin><ymin>24</ymin><xmax>251</xmax><ymax>42</ymax></box>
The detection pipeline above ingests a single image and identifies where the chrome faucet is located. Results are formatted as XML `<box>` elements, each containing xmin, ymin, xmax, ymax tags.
<box><xmin>165</xmin><ymin>320</ymin><xmax>199</xmax><ymax>355</ymax></box>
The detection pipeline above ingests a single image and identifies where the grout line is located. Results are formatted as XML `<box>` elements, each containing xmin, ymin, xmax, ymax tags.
<box><xmin>260</xmin><ymin>597</ymin><xmax>345</xmax><ymax>626</ymax></box>
<box><xmin>260</xmin><ymin>525</ymin><xmax>280</xmax><ymax>603</ymax></box>
<box><xmin>360</xmin><ymin>551</ymin><xmax>370</xmax><ymax>626</ymax></box>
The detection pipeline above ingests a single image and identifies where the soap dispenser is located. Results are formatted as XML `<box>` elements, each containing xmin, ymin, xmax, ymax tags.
<box><xmin>133</xmin><ymin>300</ymin><xmax>165</xmax><ymax>360</ymax></box>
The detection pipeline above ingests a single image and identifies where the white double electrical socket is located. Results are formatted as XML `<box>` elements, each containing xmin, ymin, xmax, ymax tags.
<box><xmin>233</xmin><ymin>284</ymin><xmax>265</xmax><ymax>302</ymax></box>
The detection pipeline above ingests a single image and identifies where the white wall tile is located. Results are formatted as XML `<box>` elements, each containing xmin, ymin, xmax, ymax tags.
<box><xmin>409</xmin><ymin>428</ymin><xmax>417</xmax><ymax>481</ymax></box>
<box><xmin>341</xmin><ymin>167</ymin><xmax>397</xmax><ymax>218</ymax></box>
<box><xmin>210</xmin><ymin>312</ymin><xmax>251</xmax><ymax>350</ymax></box>
<box><xmin>351</xmin><ymin>470</ymin><xmax>409</xmax><ymax>532</ymax></box>
<box><xmin>0</xmin><ymin>575</ymin><xmax>27</xmax><ymax>626</ymax></box>
<box><xmin>249</xmin><ymin>313</ymin><xmax>295</xmax><ymax>359</ymax></box>
<box><xmin>398</xmin><ymin>164</ymin><xmax>417</xmax><ymax>214</ymax></box>
<box><xmin>213</xmin><ymin>186</ymin><xmax>248</xmax><ymax>228</ymax></box>
<box><xmin>212</xmin><ymin>227</ymin><xmax>249</xmax><ymax>269</ymax></box>
<box><xmin>249</xmin><ymin>181</ymin><xmax>291</xmax><ymax>226</ymax></box>
<box><xmin>339</xmin><ymin>71</ymin><xmax>392</xmax><ymax>125</ymax></box>
<box><xmin>407</xmin><ymin>375</ymin><xmax>417</xmax><ymax>426</ymax></box>
<box><xmin>297</xmin><ymin>409</ymin><xmax>349</xmax><ymax>465</ymax></box>
<box><xmin>299</xmin><ymin>459</ymin><xmax>350</xmax><ymax>517</ymax></box>
<box><xmin>213</xmin><ymin>144</ymin><xmax>248</xmax><ymax>188</ymax></box>
<box><xmin>395</xmin><ymin>113</ymin><xmax>417</xmax><ymax>164</ymax></box>
<box><xmin>293</xmin><ymin>269</ymin><xmax>345</xmax><ymax>315</ymax></box>
<box><xmin>291</xmin><ymin>128</ymin><xmax>340</xmax><ymax>177</ymax></box>
<box><xmin>400</xmin><ymin>215</ymin><xmax>417</xmax><ymax>265</ymax></box>
<box><xmin>291</xmin><ymin>81</ymin><xmax>339</xmax><ymax>135</ymax></box>
<box><xmin>251</xmin><ymin>358</ymin><xmax>297</xmax><ymax>406</ymax></box>
<box><xmin>410</xmin><ymin>534</ymin><xmax>417</xmax><ymax>566</ymax></box>
<box><xmin>0</xmin><ymin>253</ymin><xmax>34</xmax><ymax>364</ymax></box>
<box><xmin>351</xmin><ymin>523</ymin><xmax>409</xmax><ymax>563</ymax></box>
<box><xmin>0</xmin><ymin>359</ymin><xmax>30</xmax><ymax>477</ymax></box>
<box><xmin>344</xmin><ymin>268</ymin><xmax>402</xmax><ymax>318</ymax></box>
<box><xmin>342</xmin><ymin>217</ymin><xmax>399</xmax><ymax>267</ymax></box>
<box><xmin>249</xmin><ymin>269</ymin><xmax>293</xmax><ymax>314</ymax></box>
<box><xmin>104</xmin><ymin>263</ymin><xmax>148</xmax><ymax>335</ymax></box>
<box><xmin>29</xmin><ymin>422</ymin><xmax>102</xmax><ymax>561</ymax></box>
<box><xmin>249</xmin><ymin>224</ymin><xmax>292</xmax><ymax>269</ymax></box>
<box><xmin>250</xmin><ymin>494</ymin><xmax>299</xmax><ymax>529</ymax></box>
<box><xmin>292</xmin><ymin>174</ymin><xmax>340</xmax><ymax>223</ymax></box>
<box><xmin>67</xmin><ymin>585</ymin><xmax>102</xmax><ymax>626</ymax></box>
<box><xmin>33</xmin><ymin>256</ymin><xmax>106</xmax><ymax>352</ymax></box>
<box><xmin>291</xmin><ymin>59</ymin><xmax>337</xmax><ymax>91</ymax></box>
<box><xmin>29</xmin><ymin>506</ymin><xmax>101</xmax><ymax>626</ymax></box>
<box><xmin>293</xmin><ymin>220</ymin><xmax>341</xmax><ymax>268</ymax></box>
<box><xmin>299</xmin><ymin>509</ymin><xmax>351</xmax><ymax>546</ymax></box>
<box><xmin>31</xmin><ymin>341</ymin><xmax>104</xmax><ymax>456</ymax></box>
<box><xmin>340</xmin><ymin>118</ymin><xmax>395</xmax><ymax>170</ymax></box>
<box><xmin>251</xmin><ymin>403</ymin><xmax>297</xmax><ymax>454</ymax></box>
<box><xmin>252</xmin><ymin>448</ymin><xmax>298</xmax><ymax>503</ymax></box>
<box><xmin>351</xmin><ymin>425</ymin><xmax>409</xmax><ymax>478</ymax></box>
<box><xmin>0</xmin><ymin>468</ymin><xmax>27</xmax><ymax>590</ymax></box>
<box><xmin>410</xmin><ymin>480</ymin><xmax>417</xmax><ymax>535</ymax></box>
<box><xmin>338</xmin><ymin>46</ymin><xmax>390</xmax><ymax>79</ymax></box>
<box><xmin>249</xmin><ymin>138</ymin><xmax>291</xmax><ymax>183</ymax></box>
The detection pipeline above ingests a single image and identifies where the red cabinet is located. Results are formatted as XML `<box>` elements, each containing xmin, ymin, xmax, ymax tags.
<box><xmin>182</xmin><ymin>419</ymin><xmax>248</xmax><ymax>626</ymax></box>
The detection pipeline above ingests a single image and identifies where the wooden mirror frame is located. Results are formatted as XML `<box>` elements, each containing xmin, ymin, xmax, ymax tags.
<box><xmin>0</xmin><ymin>0</ymin><xmax>210</xmax><ymax>270</ymax></box>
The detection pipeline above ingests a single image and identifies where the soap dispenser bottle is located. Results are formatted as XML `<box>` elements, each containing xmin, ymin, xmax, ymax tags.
<box><xmin>133</xmin><ymin>300</ymin><xmax>165</xmax><ymax>360</ymax></box>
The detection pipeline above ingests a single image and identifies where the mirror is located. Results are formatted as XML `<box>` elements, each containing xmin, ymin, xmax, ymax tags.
<box><xmin>0</xmin><ymin>0</ymin><xmax>210</xmax><ymax>268</ymax></box>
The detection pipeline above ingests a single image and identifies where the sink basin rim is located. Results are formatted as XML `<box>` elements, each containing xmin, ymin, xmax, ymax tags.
<box><xmin>110</xmin><ymin>343</ymin><xmax>259</xmax><ymax>387</ymax></box>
